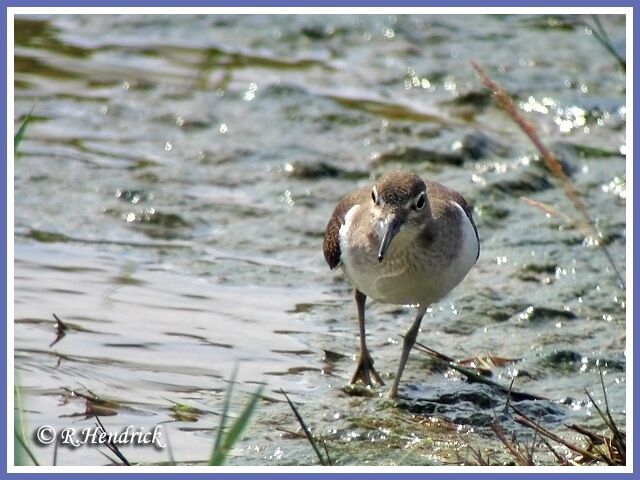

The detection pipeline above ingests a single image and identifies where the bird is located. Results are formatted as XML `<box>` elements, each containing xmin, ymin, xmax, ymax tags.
<box><xmin>323</xmin><ymin>171</ymin><xmax>479</xmax><ymax>398</ymax></box>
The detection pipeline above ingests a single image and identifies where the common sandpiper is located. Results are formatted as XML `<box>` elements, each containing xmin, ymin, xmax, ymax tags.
<box><xmin>323</xmin><ymin>171</ymin><xmax>479</xmax><ymax>398</ymax></box>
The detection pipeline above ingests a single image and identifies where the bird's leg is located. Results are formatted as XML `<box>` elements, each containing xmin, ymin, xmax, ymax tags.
<box><xmin>388</xmin><ymin>304</ymin><xmax>428</xmax><ymax>398</ymax></box>
<box><xmin>350</xmin><ymin>289</ymin><xmax>385</xmax><ymax>387</ymax></box>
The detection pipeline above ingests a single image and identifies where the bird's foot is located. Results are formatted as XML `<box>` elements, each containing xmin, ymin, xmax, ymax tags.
<box><xmin>350</xmin><ymin>353</ymin><xmax>385</xmax><ymax>387</ymax></box>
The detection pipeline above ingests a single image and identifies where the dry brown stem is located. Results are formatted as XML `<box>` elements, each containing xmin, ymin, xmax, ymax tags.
<box><xmin>471</xmin><ymin>61</ymin><xmax>624</xmax><ymax>288</ymax></box>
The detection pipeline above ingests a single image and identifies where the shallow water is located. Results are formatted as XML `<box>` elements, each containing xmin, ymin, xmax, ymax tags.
<box><xmin>14</xmin><ymin>13</ymin><xmax>626</xmax><ymax>466</ymax></box>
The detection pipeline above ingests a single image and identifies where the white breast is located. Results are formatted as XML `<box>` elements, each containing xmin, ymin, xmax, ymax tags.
<box><xmin>338</xmin><ymin>201</ymin><xmax>478</xmax><ymax>305</ymax></box>
<box><xmin>338</xmin><ymin>204</ymin><xmax>384</xmax><ymax>299</ymax></box>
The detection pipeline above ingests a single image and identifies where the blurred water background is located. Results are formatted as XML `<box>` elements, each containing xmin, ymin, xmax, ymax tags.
<box><xmin>13</xmin><ymin>13</ymin><xmax>626</xmax><ymax>466</ymax></box>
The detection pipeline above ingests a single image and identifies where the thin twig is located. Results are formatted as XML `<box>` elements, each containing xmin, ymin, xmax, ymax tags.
<box><xmin>280</xmin><ymin>389</ymin><xmax>328</xmax><ymax>466</ymax></box>
<box><xmin>490</xmin><ymin>423</ymin><xmax>530</xmax><ymax>466</ymax></box>
<box><xmin>470</xmin><ymin>446</ymin><xmax>488</xmax><ymax>466</ymax></box>
<box><xmin>597</xmin><ymin>370</ymin><xmax>626</xmax><ymax>453</ymax></box>
<box><xmin>539</xmin><ymin>436</ymin><xmax>569</xmax><ymax>465</ymax></box>
<box><xmin>504</xmin><ymin>377</ymin><xmax>515</xmax><ymax>415</ymax></box>
<box><xmin>96</xmin><ymin>448</ymin><xmax>121</xmax><ymax>465</ymax></box>
<box><xmin>566</xmin><ymin>423</ymin><xmax>605</xmax><ymax>445</ymax></box>
<box><xmin>413</xmin><ymin>340</ymin><xmax>547</xmax><ymax>401</ymax></box>
<box><xmin>588</xmin><ymin>15</ymin><xmax>626</xmax><ymax>71</ymax></box>
<box><xmin>471</xmin><ymin>61</ymin><xmax>624</xmax><ymax>289</ymax></box>
<box><xmin>319</xmin><ymin>437</ymin><xmax>334</xmax><ymax>466</ymax></box>
<box><xmin>94</xmin><ymin>415</ymin><xmax>131</xmax><ymax>466</ymax></box>
<box><xmin>526</xmin><ymin>411</ymin><xmax>543</xmax><ymax>464</ymax></box>
<box><xmin>583</xmin><ymin>376</ymin><xmax>625</xmax><ymax>464</ymax></box>
<box><xmin>509</xmin><ymin>404</ymin><xmax>608</xmax><ymax>465</ymax></box>
<box><xmin>520</xmin><ymin>196</ymin><xmax>575</xmax><ymax>225</ymax></box>
<box><xmin>52</xmin><ymin>436</ymin><xmax>60</xmax><ymax>466</ymax></box>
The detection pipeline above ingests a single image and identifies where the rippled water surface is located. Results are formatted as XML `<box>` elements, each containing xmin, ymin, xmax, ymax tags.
<box><xmin>14</xmin><ymin>13</ymin><xmax>627</xmax><ymax>466</ymax></box>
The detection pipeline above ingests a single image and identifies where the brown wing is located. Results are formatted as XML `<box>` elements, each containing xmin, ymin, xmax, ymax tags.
<box><xmin>426</xmin><ymin>180</ymin><xmax>480</xmax><ymax>261</ymax></box>
<box><xmin>323</xmin><ymin>187</ymin><xmax>369</xmax><ymax>269</ymax></box>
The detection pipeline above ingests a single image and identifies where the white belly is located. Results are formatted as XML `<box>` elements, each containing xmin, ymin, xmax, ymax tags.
<box><xmin>339</xmin><ymin>202</ymin><xmax>477</xmax><ymax>305</ymax></box>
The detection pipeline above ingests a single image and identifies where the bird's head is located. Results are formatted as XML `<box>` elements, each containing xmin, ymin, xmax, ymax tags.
<box><xmin>370</xmin><ymin>171</ymin><xmax>431</xmax><ymax>262</ymax></box>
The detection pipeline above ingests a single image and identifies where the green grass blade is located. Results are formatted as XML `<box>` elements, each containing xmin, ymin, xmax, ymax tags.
<box><xmin>14</xmin><ymin>105</ymin><xmax>35</xmax><ymax>152</ymax></box>
<box><xmin>209</xmin><ymin>384</ymin><xmax>263</xmax><ymax>466</ymax></box>
<box><xmin>212</xmin><ymin>366</ymin><xmax>237</xmax><ymax>459</ymax></box>
<box><xmin>14</xmin><ymin>384</ymin><xmax>39</xmax><ymax>466</ymax></box>
<box><xmin>14</xmin><ymin>385</ymin><xmax>25</xmax><ymax>440</ymax></box>
<box><xmin>14</xmin><ymin>429</ymin><xmax>39</xmax><ymax>466</ymax></box>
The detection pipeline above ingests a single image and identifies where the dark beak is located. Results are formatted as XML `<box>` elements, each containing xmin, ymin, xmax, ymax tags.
<box><xmin>378</xmin><ymin>215</ymin><xmax>401</xmax><ymax>262</ymax></box>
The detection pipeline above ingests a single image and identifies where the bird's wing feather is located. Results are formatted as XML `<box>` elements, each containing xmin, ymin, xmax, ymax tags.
<box><xmin>323</xmin><ymin>187</ymin><xmax>369</xmax><ymax>269</ymax></box>
<box><xmin>425</xmin><ymin>180</ymin><xmax>480</xmax><ymax>261</ymax></box>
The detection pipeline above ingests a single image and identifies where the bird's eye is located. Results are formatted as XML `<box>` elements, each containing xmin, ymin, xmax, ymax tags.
<box><xmin>371</xmin><ymin>187</ymin><xmax>378</xmax><ymax>205</ymax></box>
<box><xmin>415</xmin><ymin>192</ymin><xmax>426</xmax><ymax>210</ymax></box>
